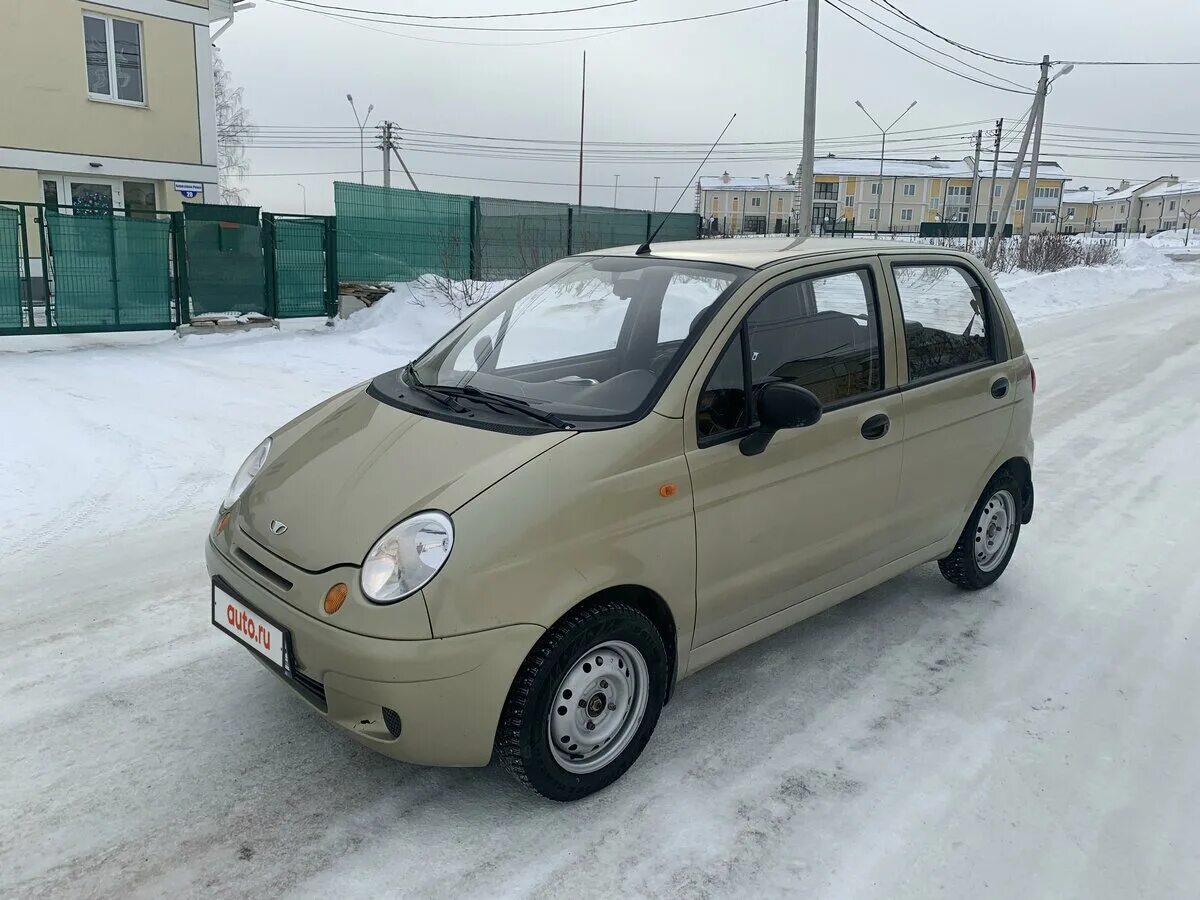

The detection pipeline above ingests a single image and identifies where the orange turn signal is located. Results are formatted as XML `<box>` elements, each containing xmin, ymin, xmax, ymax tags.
<box><xmin>214</xmin><ymin>511</ymin><xmax>231</xmax><ymax>536</ymax></box>
<box><xmin>658</xmin><ymin>482</ymin><xmax>678</xmax><ymax>498</ymax></box>
<box><xmin>324</xmin><ymin>583</ymin><xmax>348</xmax><ymax>615</ymax></box>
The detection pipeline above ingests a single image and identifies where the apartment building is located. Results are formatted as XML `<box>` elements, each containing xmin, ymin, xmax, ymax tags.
<box><xmin>1060</xmin><ymin>188</ymin><xmax>1100</xmax><ymax>233</ymax></box>
<box><xmin>696</xmin><ymin>156</ymin><xmax>1070</xmax><ymax>235</ymax></box>
<box><xmin>0</xmin><ymin>0</ymin><xmax>222</xmax><ymax>215</ymax></box>
<box><xmin>1087</xmin><ymin>176</ymin><xmax>1200</xmax><ymax>234</ymax></box>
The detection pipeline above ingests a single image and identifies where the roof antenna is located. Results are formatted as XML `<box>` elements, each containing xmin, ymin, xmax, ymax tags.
<box><xmin>637</xmin><ymin>113</ymin><xmax>736</xmax><ymax>255</ymax></box>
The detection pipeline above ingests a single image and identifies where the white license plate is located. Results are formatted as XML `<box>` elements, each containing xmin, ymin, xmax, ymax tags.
<box><xmin>212</xmin><ymin>584</ymin><xmax>288</xmax><ymax>671</ymax></box>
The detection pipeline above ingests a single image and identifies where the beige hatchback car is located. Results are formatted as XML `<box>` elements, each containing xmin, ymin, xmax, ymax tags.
<box><xmin>207</xmin><ymin>237</ymin><xmax>1034</xmax><ymax>801</ymax></box>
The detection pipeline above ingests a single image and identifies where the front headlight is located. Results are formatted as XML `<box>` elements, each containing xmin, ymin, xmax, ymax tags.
<box><xmin>360</xmin><ymin>511</ymin><xmax>454</xmax><ymax>604</ymax></box>
<box><xmin>223</xmin><ymin>438</ymin><xmax>271</xmax><ymax>509</ymax></box>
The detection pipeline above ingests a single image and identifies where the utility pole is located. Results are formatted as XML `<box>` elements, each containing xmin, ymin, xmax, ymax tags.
<box><xmin>796</xmin><ymin>0</ymin><xmax>819</xmax><ymax>239</ymax></box>
<box><xmin>1020</xmin><ymin>55</ymin><xmax>1052</xmax><ymax>264</ymax></box>
<box><xmin>578</xmin><ymin>51</ymin><xmax>586</xmax><ymax>208</ymax></box>
<box><xmin>380</xmin><ymin>121</ymin><xmax>394</xmax><ymax>189</ymax></box>
<box><xmin>613</xmin><ymin>174</ymin><xmax>619</xmax><ymax>208</ymax></box>
<box><xmin>967</xmin><ymin>129</ymin><xmax>982</xmax><ymax>253</ymax></box>
<box><xmin>983</xmin><ymin>119</ymin><xmax>1002</xmax><ymax>243</ymax></box>
<box><xmin>653</xmin><ymin>176</ymin><xmax>661</xmax><ymax>212</ymax></box>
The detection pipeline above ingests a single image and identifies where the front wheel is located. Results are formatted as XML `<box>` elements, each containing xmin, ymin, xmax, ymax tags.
<box><xmin>939</xmin><ymin>470</ymin><xmax>1023</xmax><ymax>590</ymax></box>
<box><xmin>495</xmin><ymin>601</ymin><xmax>668</xmax><ymax>801</ymax></box>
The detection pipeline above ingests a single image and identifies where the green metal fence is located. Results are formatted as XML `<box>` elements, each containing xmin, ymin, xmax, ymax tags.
<box><xmin>266</xmin><ymin>214</ymin><xmax>337</xmax><ymax>318</ymax></box>
<box><xmin>183</xmin><ymin>203</ymin><xmax>267</xmax><ymax>316</ymax></box>
<box><xmin>46</xmin><ymin>212</ymin><xmax>173</xmax><ymax>328</ymax></box>
<box><xmin>0</xmin><ymin>206</ymin><xmax>22</xmax><ymax>329</ymax></box>
<box><xmin>335</xmin><ymin>182</ymin><xmax>702</xmax><ymax>283</ymax></box>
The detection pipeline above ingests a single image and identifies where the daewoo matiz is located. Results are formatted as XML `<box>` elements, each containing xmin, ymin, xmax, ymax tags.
<box><xmin>207</xmin><ymin>237</ymin><xmax>1034</xmax><ymax>801</ymax></box>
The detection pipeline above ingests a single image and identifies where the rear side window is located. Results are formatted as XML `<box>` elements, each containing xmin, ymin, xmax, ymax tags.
<box><xmin>697</xmin><ymin>268</ymin><xmax>883</xmax><ymax>442</ymax></box>
<box><xmin>891</xmin><ymin>263</ymin><xmax>993</xmax><ymax>381</ymax></box>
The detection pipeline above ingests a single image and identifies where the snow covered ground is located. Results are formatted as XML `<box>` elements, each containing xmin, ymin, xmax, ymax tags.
<box><xmin>2</xmin><ymin>246</ymin><xmax>1200</xmax><ymax>898</ymax></box>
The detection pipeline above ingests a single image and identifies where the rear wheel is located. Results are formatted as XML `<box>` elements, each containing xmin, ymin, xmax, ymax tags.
<box><xmin>939</xmin><ymin>470</ymin><xmax>1022</xmax><ymax>590</ymax></box>
<box><xmin>495</xmin><ymin>600</ymin><xmax>668</xmax><ymax>801</ymax></box>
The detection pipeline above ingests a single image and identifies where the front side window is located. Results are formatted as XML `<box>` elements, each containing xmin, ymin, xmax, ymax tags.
<box><xmin>892</xmin><ymin>264</ymin><xmax>994</xmax><ymax>382</ymax></box>
<box><xmin>399</xmin><ymin>256</ymin><xmax>743</xmax><ymax>426</ymax></box>
<box><xmin>697</xmin><ymin>269</ymin><xmax>882</xmax><ymax>441</ymax></box>
<box><xmin>84</xmin><ymin>14</ymin><xmax>144</xmax><ymax>103</ymax></box>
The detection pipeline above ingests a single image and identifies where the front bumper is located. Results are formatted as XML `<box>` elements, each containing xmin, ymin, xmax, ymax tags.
<box><xmin>206</xmin><ymin>539</ymin><xmax>543</xmax><ymax>767</ymax></box>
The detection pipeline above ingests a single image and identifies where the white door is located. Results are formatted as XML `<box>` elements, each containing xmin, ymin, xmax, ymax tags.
<box><xmin>41</xmin><ymin>175</ymin><xmax>157</xmax><ymax>215</ymax></box>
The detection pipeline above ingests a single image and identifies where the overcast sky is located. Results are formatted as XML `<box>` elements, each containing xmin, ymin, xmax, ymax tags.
<box><xmin>217</xmin><ymin>0</ymin><xmax>1200</xmax><ymax>214</ymax></box>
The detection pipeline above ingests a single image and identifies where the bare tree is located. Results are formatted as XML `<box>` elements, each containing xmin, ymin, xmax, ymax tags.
<box><xmin>213</xmin><ymin>48</ymin><xmax>251</xmax><ymax>205</ymax></box>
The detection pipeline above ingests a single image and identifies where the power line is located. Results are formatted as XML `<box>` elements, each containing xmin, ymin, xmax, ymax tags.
<box><xmin>822</xmin><ymin>0</ymin><xmax>1034</xmax><ymax>94</ymax></box>
<box><xmin>1053</xmin><ymin>59</ymin><xmax>1200</xmax><ymax>66</ymax></box>
<box><xmin>866</xmin><ymin>0</ymin><xmax>1038</xmax><ymax>65</ymax></box>
<box><xmin>269</xmin><ymin>0</ymin><xmax>639</xmax><ymax>19</ymax></box>
<box><xmin>268</xmin><ymin>0</ymin><xmax>789</xmax><ymax>32</ymax></box>
<box><xmin>832</xmin><ymin>0</ymin><xmax>1031</xmax><ymax>90</ymax></box>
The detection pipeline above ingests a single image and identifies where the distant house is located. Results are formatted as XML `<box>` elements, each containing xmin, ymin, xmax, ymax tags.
<box><xmin>696</xmin><ymin>156</ymin><xmax>1070</xmax><ymax>235</ymax></box>
<box><xmin>1060</xmin><ymin>188</ymin><xmax>1100</xmax><ymax>233</ymax></box>
<box><xmin>1089</xmin><ymin>177</ymin><xmax>1200</xmax><ymax>234</ymax></box>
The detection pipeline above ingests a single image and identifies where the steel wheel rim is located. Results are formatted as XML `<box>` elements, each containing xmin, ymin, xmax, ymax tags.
<box><xmin>975</xmin><ymin>488</ymin><xmax>1016</xmax><ymax>572</ymax></box>
<box><xmin>547</xmin><ymin>640</ymin><xmax>649</xmax><ymax>775</ymax></box>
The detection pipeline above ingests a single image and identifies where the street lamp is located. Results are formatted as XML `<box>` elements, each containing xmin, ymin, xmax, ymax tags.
<box><xmin>653</xmin><ymin>175</ymin><xmax>660</xmax><ymax>212</ymax></box>
<box><xmin>296</xmin><ymin>182</ymin><xmax>307</xmax><ymax>214</ymax></box>
<box><xmin>613</xmin><ymin>174</ymin><xmax>620</xmax><ymax>208</ymax></box>
<box><xmin>346</xmin><ymin>93</ymin><xmax>374</xmax><ymax>186</ymax></box>
<box><xmin>854</xmin><ymin>99</ymin><xmax>918</xmax><ymax>239</ymax></box>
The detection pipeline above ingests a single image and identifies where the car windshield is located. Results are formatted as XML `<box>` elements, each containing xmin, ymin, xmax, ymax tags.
<box><xmin>398</xmin><ymin>256</ymin><xmax>744</xmax><ymax>423</ymax></box>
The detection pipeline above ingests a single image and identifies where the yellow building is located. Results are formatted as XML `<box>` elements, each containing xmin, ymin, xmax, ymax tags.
<box><xmin>0</xmin><ymin>0</ymin><xmax>222</xmax><ymax>214</ymax></box>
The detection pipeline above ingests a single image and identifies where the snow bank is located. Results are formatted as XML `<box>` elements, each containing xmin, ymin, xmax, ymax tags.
<box><xmin>994</xmin><ymin>241</ymin><xmax>1200</xmax><ymax>324</ymax></box>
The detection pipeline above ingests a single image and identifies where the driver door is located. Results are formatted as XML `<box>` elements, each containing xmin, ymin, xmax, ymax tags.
<box><xmin>684</xmin><ymin>258</ymin><xmax>907</xmax><ymax>647</ymax></box>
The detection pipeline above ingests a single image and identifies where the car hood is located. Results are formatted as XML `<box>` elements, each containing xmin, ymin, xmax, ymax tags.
<box><xmin>238</xmin><ymin>386</ymin><xmax>573</xmax><ymax>571</ymax></box>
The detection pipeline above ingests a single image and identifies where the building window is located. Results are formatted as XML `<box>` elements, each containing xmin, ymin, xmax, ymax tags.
<box><xmin>814</xmin><ymin>182</ymin><xmax>839</xmax><ymax>200</ymax></box>
<box><xmin>1119</xmin><ymin>204</ymin><xmax>1126</xmax><ymax>213</ymax></box>
<box><xmin>929</xmin><ymin>196</ymin><xmax>939</xmax><ymax>209</ymax></box>
<box><xmin>1066</xmin><ymin>206</ymin><xmax>1075</xmax><ymax>216</ymax></box>
<box><xmin>1034</xmin><ymin>186</ymin><xmax>1060</xmax><ymax>199</ymax></box>
<box><xmin>845</xmin><ymin>195</ymin><xmax>854</xmax><ymax>207</ymax></box>
<box><xmin>1169</xmin><ymin>200</ymin><xmax>1177</xmax><ymax>211</ymax></box>
<box><xmin>902</xmin><ymin>183</ymin><xmax>916</xmax><ymax>197</ymax></box>
<box><xmin>1163</xmin><ymin>221</ymin><xmax>1177</xmax><ymax>230</ymax></box>
<box><xmin>1015</xmin><ymin>199</ymin><xmax>1026</xmax><ymax>211</ymax></box>
<box><xmin>900</xmin><ymin>208</ymin><xmax>914</xmax><ymax>221</ymax></box>
<box><xmin>83</xmin><ymin>13</ymin><xmax>145</xmax><ymax>104</ymax></box>
<box><xmin>994</xmin><ymin>184</ymin><xmax>1003</xmax><ymax>197</ymax></box>
<box><xmin>42</xmin><ymin>179</ymin><xmax>60</xmax><ymax>210</ymax></box>
<box><xmin>990</xmin><ymin>210</ymin><xmax>999</xmax><ymax>223</ymax></box>
<box><xmin>868</xmin><ymin>208</ymin><xmax>878</xmax><ymax>220</ymax></box>
<box><xmin>947</xmin><ymin>185</ymin><xmax>972</xmax><ymax>198</ymax></box>
<box><xmin>870</xmin><ymin>182</ymin><xmax>881</xmax><ymax>195</ymax></box>
<box><xmin>751</xmin><ymin>197</ymin><xmax>762</xmax><ymax>207</ymax></box>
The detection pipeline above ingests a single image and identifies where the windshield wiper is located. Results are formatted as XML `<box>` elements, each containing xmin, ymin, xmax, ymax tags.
<box><xmin>403</xmin><ymin>363</ymin><xmax>468</xmax><ymax>413</ymax></box>
<box><xmin>435</xmin><ymin>384</ymin><xmax>572</xmax><ymax>430</ymax></box>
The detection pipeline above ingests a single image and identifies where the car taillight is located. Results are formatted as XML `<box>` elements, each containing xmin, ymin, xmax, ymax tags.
<box><xmin>1030</xmin><ymin>365</ymin><xmax>1037</xmax><ymax>394</ymax></box>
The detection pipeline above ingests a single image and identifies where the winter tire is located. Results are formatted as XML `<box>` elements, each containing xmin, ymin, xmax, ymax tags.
<box><xmin>939</xmin><ymin>469</ymin><xmax>1023</xmax><ymax>590</ymax></box>
<box><xmin>496</xmin><ymin>600</ymin><xmax>668</xmax><ymax>801</ymax></box>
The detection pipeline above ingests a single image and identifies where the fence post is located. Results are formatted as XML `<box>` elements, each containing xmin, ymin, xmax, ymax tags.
<box><xmin>39</xmin><ymin>205</ymin><xmax>54</xmax><ymax>326</ymax></box>
<box><xmin>261</xmin><ymin>212</ymin><xmax>278</xmax><ymax>318</ymax></box>
<box><xmin>175</xmin><ymin>213</ymin><xmax>191</xmax><ymax>324</ymax></box>
<box><xmin>19</xmin><ymin>204</ymin><xmax>34</xmax><ymax>328</ymax></box>
<box><xmin>567</xmin><ymin>205</ymin><xmax>574</xmax><ymax>255</ymax></box>
<box><xmin>169</xmin><ymin>212</ymin><xmax>183</xmax><ymax>326</ymax></box>
<box><xmin>108</xmin><ymin>211</ymin><xmax>121</xmax><ymax>327</ymax></box>
<box><xmin>324</xmin><ymin>215</ymin><xmax>338</xmax><ymax>317</ymax></box>
<box><xmin>469</xmin><ymin>198</ymin><xmax>480</xmax><ymax>281</ymax></box>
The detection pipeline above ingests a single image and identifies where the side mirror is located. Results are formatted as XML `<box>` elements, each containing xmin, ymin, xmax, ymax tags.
<box><xmin>739</xmin><ymin>382</ymin><xmax>823</xmax><ymax>456</ymax></box>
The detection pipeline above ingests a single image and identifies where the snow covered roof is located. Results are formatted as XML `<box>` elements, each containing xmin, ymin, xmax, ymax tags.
<box><xmin>1062</xmin><ymin>189</ymin><xmax>1101</xmax><ymax>205</ymax></box>
<box><xmin>699</xmin><ymin>157</ymin><xmax>1068</xmax><ymax>188</ymax></box>
<box><xmin>698</xmin><ymin>175</ymin><xmax>798</xmax><ymax>191</ymax></box>
<box><xmin>1141</xmin><ymin>179</ymin><xmax>1200</xmax><ymax>200</ymax></box>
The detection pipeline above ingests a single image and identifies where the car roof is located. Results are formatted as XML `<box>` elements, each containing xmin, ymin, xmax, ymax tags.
<box><xmin>582</xmin><ymin>237</ymin><xmax>973</xmax><ymax>270</ymax></box>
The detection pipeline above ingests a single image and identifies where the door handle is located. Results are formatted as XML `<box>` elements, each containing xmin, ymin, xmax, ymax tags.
<box><xmin>991</xmin><ymin>377</ymin><xmax>1009</xmax><ymax>399</ymax></box>
<box><xmin>860</xmin><ymin>413</ymin><xmax>890</xmax><ymax>440</ymax></box>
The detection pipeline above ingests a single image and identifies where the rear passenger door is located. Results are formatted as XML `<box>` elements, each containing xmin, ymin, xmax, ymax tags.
<box><xmin>883</xmin><ymin>256</ymin><xmax>1019</xmax><ymax>552</ymax></box>
<box><xmin>685</xmin><ymin>260</ymin><xmax>907</xmax><ymax>647</ymax></box>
